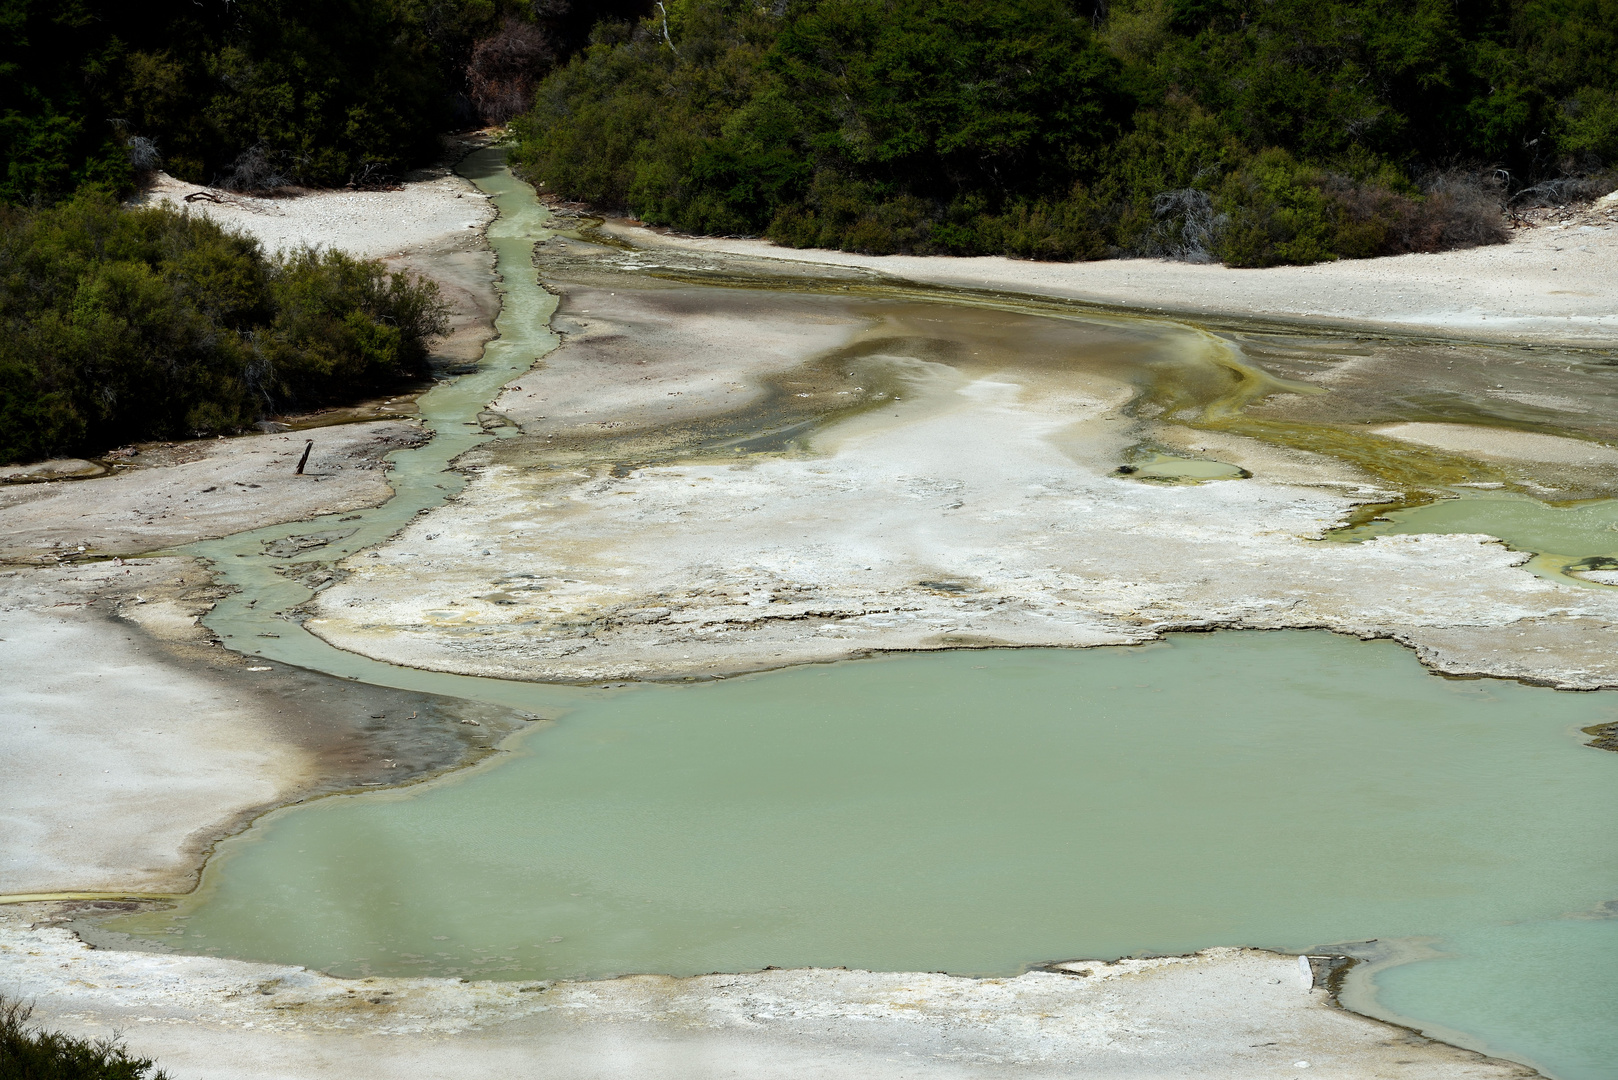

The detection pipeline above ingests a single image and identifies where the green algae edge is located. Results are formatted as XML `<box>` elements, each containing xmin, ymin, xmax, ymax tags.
<box><xmin>1583</xmin><ymin>721</ymin><xmax>1618</xmax><ymax>752</ymax></box>
<box><xmin>0</xmin><ymin>892</ymin><xmax>183</xmax><ymax>906</ymax></box>
<box><xmin>546</xmin><ymin>227</ymin><xmax>1609</xmax><ymax>510</ymax></box>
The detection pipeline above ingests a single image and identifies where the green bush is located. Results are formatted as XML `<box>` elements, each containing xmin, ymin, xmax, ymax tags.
<box><xmin>0</xmin><ymin>0</ymin><xmax>519</xmax><ymax>206</ymax></box>
<box><xmin>512</xmin><ymin>0</ymin><xmax>1616</xmax><ymax>266</ymax></box>
<box><xmin>1214</xmin><ymin>151</ymin><xmax>1340</xmax><ymax>267</ymax></box>
<box><xmin>1563</xmin><ymin>88</ymin><xmax>1618</xmax><ymax>164</ymax></box>
<box><xmin>0</xmin><ymin>194</ymin><xmax>446</xmax><ymax>464</ymax></box>
<box><xmin>514</xmin><ymin>0</ymin><xmax>1127</xmax><ymax>257</ymax></box>
<box><xmin>0</xmin><ymin>996</ymin><xmax>169</xmax><ymax>1080</ymax></box>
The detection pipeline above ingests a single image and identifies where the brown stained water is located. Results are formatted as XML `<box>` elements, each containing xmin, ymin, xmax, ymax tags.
<box><xmin>133</xmin><ymin>151</ymin><xmax>1618</xmax><ymax>1080</ymax></box>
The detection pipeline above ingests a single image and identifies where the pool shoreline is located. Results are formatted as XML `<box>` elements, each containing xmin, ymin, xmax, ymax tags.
<box><xmin>4</xmin><ymin>146</ymin><xmax>1616</xmax><ymax>1080</ymax></box>
<box><xmin>0</xmin><ymin>913</ymin><xmax>1543</xmax><ymax>1080</ymax></box>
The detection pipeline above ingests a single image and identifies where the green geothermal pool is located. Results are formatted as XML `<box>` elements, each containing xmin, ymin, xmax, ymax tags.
<box><xmin>1340</xmin><ymin>488</ymin><xmax>1618</xmax><ymax>586</ymax></box>
<box><xmin>113</xmin><ymin>632</ymin><xmax>1618</xmax><ymax>1079</ymax></box>
<box><xmin>115</xmin><ymin>147</ymin><xmax>1618</xmax><ymax>1080</ymax></box>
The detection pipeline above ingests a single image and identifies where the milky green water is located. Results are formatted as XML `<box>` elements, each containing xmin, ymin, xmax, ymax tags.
<box><xmin>1338</xmin><ymin>489</ymin><xmax>1618</xmax><ymax>586</ymax></box>
<box><xmin>126</xmin><ymin>150</ymin><xmax>1618</xmax><ymax>1080</ymax></box>
<box><xmin>1122</xmin><ymin>450</ymin><xmax>1250</xmax><ymax>483</ymax></box>
<box><xmin>1348</xmin><ymin>915</ymin><xmax>1618</xmax><ymax>1080</ymax></box>
<box><xmin>174</xmin><ymin>147</ymin><xmax>581</xmax><ymax>689</ymax></box>
<box><xmin>112</xmin><ymin>633</ymin><xmax>1618</xmax><ymax>1078</ymax></box>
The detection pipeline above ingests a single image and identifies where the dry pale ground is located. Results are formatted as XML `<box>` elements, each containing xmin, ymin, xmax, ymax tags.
<box><xmin>309</xmin><ymin>272</ymin><xmax>1618</xmax><ymax>690</ymax></box>
<box><xmin>1373</xmin><ymin>422</ymin><xmax>1618</xmax><ymax>464</ymax></box>
<box><xmin>0</xmin><ymin>562</ymin><xmax>303</xmax><ymax>894</ymax></box>
<box><xmin>132</xmin><ymin>168</ymin><xmax>494</xmax><ymax>261</ymax></box>
<box><xmin>601</xmin><ymin>201</ymin><xmax>1618</xmax><ymax>347</ymax></box>
<box><xmin>0</xmin><ymin>426</ymin><xmax>437</xmax><ymax>895</ymax></box>
<box><xmin>1</xmin><ymin>160</ymin><xmax>508</xmax><ymax>897</ymax></box>
<box><xmin>0</xmin><ymin>423</ymin><xmax>425</xmax><ymax>561</ymax></box>
<box><xmin>0</xmin><ymin>917</ymin><xmax>1533</xmax><ymax>1080</ymax></box>
<box><xmin>0</xmin><ymin>558</ymin><xmax>512</xmax><ymax>897</ymax></box>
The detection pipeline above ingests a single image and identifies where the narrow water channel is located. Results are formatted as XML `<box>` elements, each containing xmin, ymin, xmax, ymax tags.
<box><xmin>117</xmin><ymin>148</ymin><xmax>1618</xmax><ymax>1080</ymax></box>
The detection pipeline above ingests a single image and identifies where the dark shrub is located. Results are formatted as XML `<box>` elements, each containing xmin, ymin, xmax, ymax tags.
<box><xmin>0</xmin><ymin>0</ymin><xmax>517</xmax><ymax>204</ymax></box>
<box><xmin>512</xmin><ymin>0</ymin><xmax>1617</xmax><ymax>266</ymax></box>
<box><xmin>0</xmin><ymin>194</ymin><xmax>446</xmax><ymax>464</ymax></box>
<box><xmin>470</xmin><ymin>19</ymin><xmax>557</xmax><ymax>124</ymax></box>
<box><xmin>0</xmin><ymin>995</ymin><xmax>170</xmax><ymax>1080</ymax></box>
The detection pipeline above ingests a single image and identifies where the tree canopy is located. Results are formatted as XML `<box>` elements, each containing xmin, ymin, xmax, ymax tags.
<box><xmin>1</xmin><ymin>0</ymin><xmax>501</xmax><ymax>202</ymax></box>
<box><xmin>512</xmin><ymin>0</ymin><xmax>1618</xmax><ymax>264</ymax></box>
<box><xmin>0</xmin><ymin>194</ymin><xmax>446</xmax><ymax>463</ymax></box>
<box><xmin>0</xmin><ymin>0</ymin><xmax>653</xmax><ymax>204</ymax></box>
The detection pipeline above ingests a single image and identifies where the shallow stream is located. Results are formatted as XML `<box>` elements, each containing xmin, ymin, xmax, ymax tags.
<box><xmin>111</xmin><ymin>148</ymin><xmax>1618</xmax><ymax>1080</ymax></box>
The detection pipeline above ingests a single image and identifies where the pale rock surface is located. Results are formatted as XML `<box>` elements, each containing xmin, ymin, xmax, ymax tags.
<box><xmin>0</xmin><ymin>459</ymin><xmax>105</xmax><ymax>481</ymax></box>
<box><xmin>0</xmin><ymin>564</ymin><xmax>305</xmax><ymax>894</ymax></box>
<box><xmin>602</xmin><ymin>211</ymin><xmax>1618</xmax><ymax>346</ymax></box>
<box><xmin>0</xmin><ymin>423</ymin><xmax>426</xmax><ymax>561</ymax></box>
<box><xmin>0</xmin><ymin>917</ymin><xmax>1534</xmax><ymax>1080</ymax></box>
<box><xmin>311</xmin><ymin>318</ymin><xmax>1618</xmax><ymax>687</ymax></box>
<box><xmin>1375</xmin><ymin>423</ymin><xmax>1618</xmax><ymax>465</ymax></box>
<box><xmin>0</xmin><ymin>560</ymin><xmax>515</xmax><ymax>896</ymax></box>
<box><xmin>131</xmin><ymin>169</ymin><xmax>493</xmax><ymax>261</ymax></box>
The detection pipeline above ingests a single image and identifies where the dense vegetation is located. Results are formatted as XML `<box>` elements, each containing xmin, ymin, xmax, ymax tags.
<box><xmin>4</xmin><ymin>0</ymin><xmax>1614</xmax><ymax>461</ymax></box>
<box><xmin>512</xmin><ymin>0</ymin><xmax>1618</xmax><ymax>265</ymax></box>
<box><xmin>0</xmin><ymin>996</ymin><xmax>169</xmax><ymax>1080</ymax></box>
<box><xmin>0</xmin><ymin>195</ymin><xmax>446</xmax><ymax>464</ymax></box>
<box><xmin>0</xmin><ymin>0</ymin><xmax>653</xmax><ymax>205</ymax></box>
<box><xmin>1</xmin><ymin>0</ymin><xmax>647</xmax><ymax>464</ymax></box>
